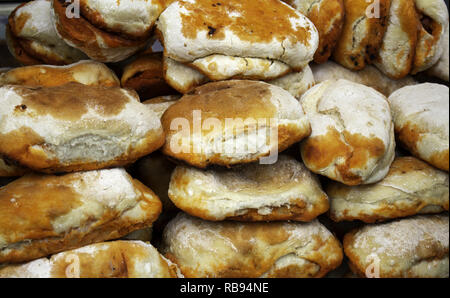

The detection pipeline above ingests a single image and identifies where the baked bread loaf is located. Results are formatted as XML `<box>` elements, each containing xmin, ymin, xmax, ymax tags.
<box><xmin>51</xmin><ymin>0</ymin><xmax>164</xmax><ymax>62</ymax></box>
<box><xmin>0</xmin><ymin>60</ymin><xmax>120</xmax><ymax>87</ymax></box>
<box><xmin>344</xmin><ymin>214</ymin><xmax>449</xmax><ymax>278</ymax></box>
<box><xmin>327</xmin><ymin>157</ymin><xmax>449</xmax><ymax>223</ymax></box>
<box><xmin>163</xmin><ymin>55</ymin><xmax>315</xmax><ymax>99</ymax></box>
<box><xmin>0</xmin><ymin>168</ymin><xmax>162</xmax><ymax>264</ymax></box>
<box><xmin>283</xmin><ymin>0</ymin><xmax>345</xmax><ymax>63</ymax></box>
<box><xmin>161</xmin><ymin>213</ymin><xmax>343</xmax><ymax>278</ymax></box>
<box><xmin>300</xmin><ymin>79</ymin><xmax>396</xmax><ymax>185</ymax></box>
<box><xmin>0</xmin><ymin>241</ymin><xmax>178</xmax><ymax>278</ymax></box>
<box><xmin>332</xmin><ymin>0</ymin><xmax>390</xmax><ymax>70</ymax></box>
<box><xmin>143</xmin><ymin>95</ymin><xmax>180</xmax><ymax>119</ymax></box>
<box><xmin>426</xmin><ymin>23</ymin><xmax>449</xmax><ymax>81</ymax></box>
<box><xmin>6</xmin><ymin>0</ymin><xmax>87</xmax><ymax>66</ymax></box>
<box><xmin>374</xmin><ymin>0</ymin><xmax>419</xmax><ymax>79</ymax></box>
<box><xmin>121</xmin><ymin>52</ymin><xmax>178</xmax><ymax>100</ymax></box>
<box><xmin>157</xmin><ymin>0</ymin><xmax>319</xmax><ymax>83</ymax></box>
<box><xmin>0</xmin><ymin>158</ymin><xmax>28</xmax><ymax>178</ymax></box>
<box><xmin>0</xmin><ymin>83</ymin><xmax>164</xmax><ymax>173</ymax></box>
<box><xmin>168</xmin><ymin>155</ymin><xmax>329</xmax><ymax>221</ymax></box>
<box><xmin>161</xmin><ymin>80</ymin><xmax>311</xmax><ymax>168</ymax></box>
<box><xmin>311</xmin><ymin>61</ymin><xmax>417</xmax><ymax>96</ymax></box>
<box><xmin>412</xmin><ymin>0</ymin><xmax>449</xmax><ymax>74</ymax></box>
<box><xmin>388</xmin><ymin>83</ymin><xmax>449</xmax><ymax>171</ymax></box>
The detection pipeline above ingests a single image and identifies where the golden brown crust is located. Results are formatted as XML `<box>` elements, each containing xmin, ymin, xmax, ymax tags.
<box><xmin>5</xmin><ymin>23</ymin><xmax>42</xmax><ymax>66</ymax></box>
<box><xmin>0</xmin><ymin>171</ymin><xmax>162</xmax><ymax>264</ymax></box>
<box><xmin>333</xmin><ymin>0</ymin><xmax>390</xmax><ymax>70</ymax></box>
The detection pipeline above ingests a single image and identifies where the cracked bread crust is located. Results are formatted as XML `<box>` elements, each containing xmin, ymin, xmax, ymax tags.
<box><xmin>0</xmin><ymin>241</ymin><xmax>178</xmax><ymax>278</ymax></box>
<box><xmin>161</xmin><ymin>213</ymin><xmax>343</xmax><ymax>278</ymax></box>
<box><xmin>161</xmin><ymin>80</ymin><xmax>311</xmax><ymax>168</ymax></box>
<box><xmin>0</xmin><ymin>83</ymin><xmax>165</xmax><ymax>174</ymax></box>
<box><xmin>300</xmin><ymin>79</ymin><xmax>396</xmax><ymax>186</ymax></box>
<box><xmin>344</xmin><ymin>214</ymin><xmax>449</xmax><ymax>278</ymax></box>
<box><xmin>157</xmin><ymin>0</ymin><xmax>319</xmax><ymax>75</ymax></box>
<box><xmin>388</xmin><ymin>83</ymin><xmax>449</xmax><ymax>171</ymax></box>
<box><xmin>0</xmin><ymin>169</ymin><xmax>162</xmax><ymax>264</ymax></box>
<box><xmin>327</xmin><ymin>157</ymin><xmax>449</xmax><ymax>223</ymax></box>
<box><xmin>332</xmin><ymin>0</ymin><xmax>391</xmax><ymax>70</ymax></box>
<box><xmin>168</xmin><ymin>155</ymin><xmax>329</xmax><ymax>222</ymax></box>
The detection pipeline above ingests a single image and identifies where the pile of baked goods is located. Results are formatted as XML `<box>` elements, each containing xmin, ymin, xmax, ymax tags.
<box><xmin>0</xmin><ymin>0</ymin><xmax>448</xmax><ymax>278</ymax></box>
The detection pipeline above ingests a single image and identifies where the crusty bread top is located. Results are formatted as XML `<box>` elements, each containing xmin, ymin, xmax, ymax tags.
<box><xmin>0</xmin><ymin>60</ymin><xmax>120</xmax><ymax>87</ymax></box>
<box><xmin>143</xmin><ymin>95</ymin><xmax>180</xmax><ymax>119</ymax></box>
<box><xmin>79</xmin><ymin>0</ymin><xmax>165</xmax><ymax>39</ymax></box>
<box><xmin>0</xmin><ymin>240</ymin><xmax>178</xmax><ymax>278</ymax></box>
<box><xmin>8</xmin><ymin>0</ymin><xmax>86</xmax><ymax>65</ymax></box>
<box><xmin>0</xmin><ymin>169</ymin><xmax>162</xmax><ymax>251</ymax></box>
<box><xmin>157</xmin><ymin>0</ymin><xmax>319</xmax><ymax>69</ymax></box>
<box><xmin>162</xmin><ymin>80</ymin><xmax>305</xmax><ymax>126</ymax></box>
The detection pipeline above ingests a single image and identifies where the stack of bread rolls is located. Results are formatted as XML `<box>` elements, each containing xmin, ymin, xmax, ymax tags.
<box><xmin>0</xmin><ymin>0</ymin><xmax>448</xmax><ymax>278</ymax></box>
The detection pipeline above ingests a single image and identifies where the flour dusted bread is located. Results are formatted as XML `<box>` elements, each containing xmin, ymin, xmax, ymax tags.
<box><xmin>332</xmin><ymin>0</ymin><xmax>390</xmax><ymax>70</ymax></box>
<box><xmin>7</xmin><ymin>0</ymin><xmax>86</xmax><ymax>66</ymax></box>
<box><xmin>168</xmin><ymin>155</ymin><xmax>329</xmax><ymax>221</ymax></box>
<box><xmin>283</xmin><ymin>0</ymin><xmax>345</xmax><ymax>63</ymax></box>
<box><xmin>0</xmin><ymin>83</ymin><xmax>164</xmax><ymax>173</ymax></box>
<box><xmin>0</xmin><ymin>168</ymin><xmax>162</xmax><ymax>264</ymax></box>
<box><xmin>164</xmin><ymin>56</ymin><xmax>315</xmax><ymax>99</ymax></box>
<box><xmin>328</xmin><ymin>157</ymin><xmax>449</xmax><ymax>223</ymax></box>
<box><xmin>143</xmin><ymin>95</ymin><xmax>180</xmax><ymax>119</ymax></box>
<box><xmin>0</xmin><ymin>241</ymin><xmax>178</xmax><ymax>278</ymax></box>
<box><xmin>52</xmin><ymin>0</ymin><xmax>164</xmax><ymax>62</ymax></box>
<box><xmin>157</xmin><ymin>0</ymin><xmax>318</xmax><ymax>83</ymax></box>
<box><xmin>311</xmin><ymin>61</ymin><xmax>416</xmax><ymax>96</ymax></box>
<box><xmin>412</xmin><ymin>0</ymin><xmax>449</xmax><ymax>74</ymax></box>
<box><xmin>388</xmin><ymin>83</ymin><xmax>449</xmax><ymax>171</ymax></box>
<box><xmin>0</xmin><ymin>60</ymin><xmax>119</xmax><ymax>87</ymax></box>
<box><xmin>344</xmin><ymin>214</ymin><xmax>449</xmax><ymax>278</ymax></box>
<box><xmin>374</xmin><ymin>0</ymin><xmax>419</xmax><ymax>79</ymax></box>
<box><xmin>300</xmin><ymin>79</ymin><xmax>396</xmax><ymax>185</ymax></box>
<box><xmin>161</xmin><ymin>80</ymin><xmax>311</xmax><ymax>168</ymax></box>
<box><xmin>121</xmin><ymin>52</ymin><xmax>178</xmax><ymax>100</ymax></box>
<box><xmin>161</xmin><ymin>213</ymin><xmax>343</xmax><ymax>278</ymax></box>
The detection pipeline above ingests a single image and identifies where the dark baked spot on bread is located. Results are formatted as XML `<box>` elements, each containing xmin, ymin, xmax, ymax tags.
<box><xmin>179</xmin><ymin>0</ymin><xmax>311</xmax><ymax>45</ymax></box>
<box><xmin>14</xmin><ymin>82</ymin><xmax>131</xmax><ymax>121</ymax></box>
<box><xmin>0</xmin><ymin>174</ymin><xmax>82</xmax><ymax>245</ymax></box>
<box><xmin>302</xmin><ymin>127</ymin><xmax>386</xmax><ymax>185</ymax></box>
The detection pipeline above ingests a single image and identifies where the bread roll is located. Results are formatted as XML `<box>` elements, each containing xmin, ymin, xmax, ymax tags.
<box><xmin>0</xmin><ymin>83</ymin><xmax>164</xmax><ymax>173</ymax></box>
<box><xmin>157</xmin><ymin>0</ymin><xmax>319</xmax><ymax>81</ymax></box>
<box><xmin>168</xmin><ymin>155</ymin><xmax>329</xmax><ymax>221</ymax></box>
<box><xmin>328</xmin><ymin>157</ymin><xmax>449</xmax><ymax>223</ymax></box>
<box><xmin>300</xmin><ymin>79</ymin><xmax>396</xmax><ymax>185</ymax></box>
<box><xmin>51</xmin><ymin>0</ymin><xmax>163</xmax><ymax>62</ymax></box>
<box><xmin>333</xmin><ymin>0</ymin><xmax>390</xmax><ymax>70</ymax></box>
<box><xmin>0</xmin><ymin>158</ymin><xmax>27</xmax><ymax>178</ymax></box>
<box><xmin>311</xmin><ymin>61</ymin><xmax>417</xmax><ymax>96</ymax></box>
<box><xmin>388</xmin><ymin>83</ymin><xmax>449</xmax><ymax>171</ymax></box>
<box><xmin>374</xmin><ymin>0</ymin><xmax>419</xmax><ymax>79</ymax></box>
<box><xmin>161</xmin><ymin>80</ymin><xmax>311</xmax><ymax>168</ymax></box>
<box><xmin>0</xmin><ymin>60</ymin><xmax>120</xmax><ymax>87</ymax></box>
<box><xmin>121</xmin><ymin>52</ymin><xmax>178</xmax><ymax>100</ymax></box>
<box><xmin>0</xmin><ymin>241</ymin><xmax>178</xmax><ymax>278</ymax></box>
<box><xmin>283</xmin><ymin>0</ymin><xmax>345</xmax><ymax>63</ymax></box>
<box><xmin>6</xmin><ymin>0</ymin><xmax>86</xmax><ymax>66</ymax></box>
<box><xmin>163</xmin><ymin>55</ymin><xmax>315</xmax><ymax>99</ymax></box>
<box><xmin>344</xmin><ymin>214</ymin><xmax>449</xmax><ymax>278</ymax></box>
<box><xmin>161</xmin><ymin>213</ymin><xmax>343</xmax><ymax>278</ymax></box>
<box><xmin>0</xmin><ymin>168</ymin><xmax>162</xmax><ymax>264</ymax></box>
<box><xmin>412</xmin><ymin>0</ymin><xmax>449</xmax><ymax>74</ymax></box>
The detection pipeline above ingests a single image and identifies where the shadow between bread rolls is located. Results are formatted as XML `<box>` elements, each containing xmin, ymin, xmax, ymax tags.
<box><xmin>0</xmin><ymin>82</ymin><xmax>165</xmax><ymax>174</ymax></box>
